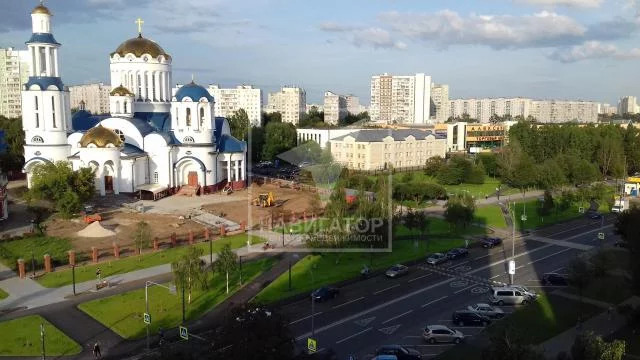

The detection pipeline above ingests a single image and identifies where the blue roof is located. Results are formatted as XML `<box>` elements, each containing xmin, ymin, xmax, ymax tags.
<box><xmin>134</xmin><ymin>112</ymin><xmax>171</xmax><ymax>132</ymax></box>
<box><xmin>72</xmin><ymin>111</ymin><xmax>103</xmax><ymax>131</ymax></box>
<box><xmin>217</xmin><ymin>134</ymin><xmax>246</xmax><ymax>153</ymax></box>
<box><xmin>122</xmin><ymin>143</ymin><xmax>146</xmax><ymax>157</ymax></box>
<box><xmin>174</xmin><ymin>82</ymin><xmax>213</xmax><ymax>102</ymax></box>
<box><xmin>25</xmin><ymin>76</ymin><xmax>64</xmax><ymax>91</ymax></box>
<box><xmin>126</xmin><ymin>117</ymin><xmax>155</xmax><ymax>137</ymax></box>
<box><xmin>26</xmin><ymin>33</ymin><xmax>60</xmax><ymax>45</ymax></box>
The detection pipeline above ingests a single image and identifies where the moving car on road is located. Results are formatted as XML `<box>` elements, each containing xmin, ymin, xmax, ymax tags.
<box><xmin>422</xmin><ymin>325</ymin><xmax>464</xmax><ymax>344</ymax></box>
<box><xmin>452</xmin><ymin>310</ymin><xmax>492</xmax><ymax>327</ymax></box>
<box><xmin>467</xmin><ymin>303</ymin><xmax>505</xmax><ymax>319</ymax></box>
<box><xmin>385</xmin><ymin>264</ymin><xmax>409</xmax><ymax>278</ymax></box>
<box><xmin>446</xmin><ymin>248</ymin><xmax>469</xmax><ymax>260</ymax></box>
<box><xmin>542</xmin><ymin>273</ymin><xmax>569</xmax><ymax>286</ymax></box>
<box><xmin>310</xmin><ymin>287</ymin><xmax>339</xmax><ymax>302</ymax></box>
<box><xmin>375</xmin><ymin>345</ymin><xmax>422</xmax><ymax>360</ymax></box>
<box><xmin>481</xmin><ymin>237</ymin><xmax>502</xmax><ymax>248</ymax></box>
<box><xmin>489</xmin><ymin>287</ymin><xmax>530</xmax><ymax>306</ymax></box>
<box><xmin>426</xmin><ymin>253</ymin><xmax>448</xmax><ymax>265</ymax></box>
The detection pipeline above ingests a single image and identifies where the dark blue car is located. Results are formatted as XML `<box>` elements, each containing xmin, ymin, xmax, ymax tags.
<box><xmin>481</xmin><ymin>237</ymin><xmax>502</xmax><ymax>248</ymax></box>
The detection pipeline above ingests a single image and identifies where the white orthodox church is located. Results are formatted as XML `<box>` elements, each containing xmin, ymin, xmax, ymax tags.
<box><xmin>21</xmin><ymin>3</ymin><xmax>247</xmax><ymax>199</ymax></box>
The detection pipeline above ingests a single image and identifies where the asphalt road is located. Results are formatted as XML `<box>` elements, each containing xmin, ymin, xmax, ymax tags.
<box><xmin>283</xmin><ymin>214</ymin><xmax>620</xmax><ymax>359</ymax></box>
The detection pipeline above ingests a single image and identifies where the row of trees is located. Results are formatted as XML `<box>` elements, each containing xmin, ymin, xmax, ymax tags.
<box><xmin>426</xmin><ymin>156</ymin><xmax>485</xmax><ymax>185</ymax></box>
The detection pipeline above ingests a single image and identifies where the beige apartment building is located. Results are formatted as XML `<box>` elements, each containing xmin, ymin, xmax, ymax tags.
<box><xmin>430</xmin><ymin>83</ymin><xmax>449</xmax><ymax>123</ymax></box>
<box><xmin>323</xmin><ymin>91</ymin><xmax>347</xmax><ymax>125</ymax></box>
<box><xmin>208</xmin><ymin>84</ymin><xmax>262</xmax><ymax>127</ymax></box>
<box><xmin>370</xmin><ymin>73</ymin><xmax>433</xmax><ymax>125</ymax></box>
<box><xmin>69</xmin><ymin>83</ymin><xmax>111</xmax><ymax>115</ymax></box>
<box><xmin>266</xmin><ymin>86</ymin><xmax>306</xmax><ymax>125</ymax></box>
<box><xmin>330</xmin><ymin>129</ymin><xmax>446</xmax><ymax>171</ymax></box>
<box><xmin>0</xmin><ymin>47</ymin><xmax>30</xmax><ymax>118</ymax></box>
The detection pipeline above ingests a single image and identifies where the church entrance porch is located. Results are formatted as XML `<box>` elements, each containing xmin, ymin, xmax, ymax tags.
<box><xmin>104</xmin><ymin>176</ymin><xmax>114</xmax><ymax>193</ymax></box>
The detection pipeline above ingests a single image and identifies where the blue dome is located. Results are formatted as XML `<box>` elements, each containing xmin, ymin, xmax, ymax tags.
<box><xmin>174</xmin><ymin>82</ymin><xmax>213</xmax><ymax>102</ymax></box>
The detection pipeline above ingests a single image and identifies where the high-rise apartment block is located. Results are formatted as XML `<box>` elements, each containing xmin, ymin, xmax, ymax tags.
<box><xmin>0</xmin><ymin>47</ymin><xmax>30</xmax><ymax>118</ymax></box>
<box><xmin>266</xmin><ymin>86</ymin><xmax>306</xmax><ymax>125</ymax></box>
<box><xmin>69</xmin><ymin>83</ymin><xmax>111</xmax><ymax>115</ymax></box>
<box><xmin>430</xmin><ymin>83</ymin><xmax>449</xmax><ymax>123</ymax></box>
<box><xmin>598</xmin><ymin>103</ymin><xmax>617</xmax><ymax>115</ymax></box>
<box><xmin>618</xmin><ymin>96</ymin><xmax>639</xmax><ymax>115</ymax></box>
<box><xmin>208</xmin><ymin>85</ymin><xmax>262</xmax><ymax>127</ymax></box>
<box><xmin>323</xmin><ymin>91</ymin><xmax>347</xmax><ymax>125</ymax></box>
<box><xmin>370</xmin><ymin>73</ymin><xmax>432</xmax><ymax>125</ymax></box>
<box><xmin>449</xmin><ymin>97</ymin><xmax>598</xmax><ymax>123</ymax></box>
<box><xmin>345</xmin><ymin>95</ymin><xmax>361</xmax><ymax>114</ymax></box>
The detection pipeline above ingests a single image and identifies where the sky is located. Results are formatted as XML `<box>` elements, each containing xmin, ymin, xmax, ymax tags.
<box><xmin>1</xmin><ymin>0</ymin><xmax>640</xmax><ymax>105</ymax></box>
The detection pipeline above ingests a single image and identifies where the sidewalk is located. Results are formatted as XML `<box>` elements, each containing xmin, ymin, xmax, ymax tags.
<box><xmin>539</xmin><ymin>296</ymin><xmax>640</xmax><ymax>359</ymax></box>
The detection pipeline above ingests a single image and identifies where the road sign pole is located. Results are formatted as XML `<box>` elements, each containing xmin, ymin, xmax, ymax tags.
<box><xmin>40</xmin><ymin>323</ymin><xmax>45</xmax><ymax>360</ymax></box>
<box><xmin>145</xmin><ymin>284</ymin><xmax>150</xmax><ymax>350</ymax></box>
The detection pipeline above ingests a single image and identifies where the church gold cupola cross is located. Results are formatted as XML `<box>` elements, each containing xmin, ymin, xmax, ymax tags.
<box><xmin>135</xmin><ymin>17</ymin><xmax>144</xmax><ymax>35</ymax></box>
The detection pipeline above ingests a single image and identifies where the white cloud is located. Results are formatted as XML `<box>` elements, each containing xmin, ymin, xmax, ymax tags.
<box><xmin>549</xmin><ymin>41</ymin><xmax>640</xmax><ymax>62</ymax></box>
<box><xmin>514</xmin><ymin>0</ymin><xmax>603</xmax><ymax>8</ymax></box>
<box><xmin>378</xmin><ymin>10</ymin><xmax>586</xmax><ymax>49</ymax></box>
<box><xmin>319</xmin><ymin>22</ymin><xmax>407</xmax><ymax>50</ymax></box>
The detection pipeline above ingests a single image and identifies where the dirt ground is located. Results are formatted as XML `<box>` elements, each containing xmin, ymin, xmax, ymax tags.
<box><xmin>202</xmin><ymin>183</ymin><xmax>320</xmax><ymax>227</ymax></box>
<box><xmin>45</xmin><ymin>211</ymin><xmax>203</xmax><ymax>253</ymax></box>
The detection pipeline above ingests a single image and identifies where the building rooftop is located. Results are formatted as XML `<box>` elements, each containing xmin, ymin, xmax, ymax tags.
<box><xmin>331</xmin><ymin>129</ymin><xmax>445</xmax><ymax>142</ymax></box>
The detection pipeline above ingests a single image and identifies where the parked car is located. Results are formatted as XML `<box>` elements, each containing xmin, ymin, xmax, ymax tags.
<box><xmin>446</xmin><ymin>248</ymin><xmax>469</xmax><ymax>260</ymax></box>
<box><xmin>422</xmin><ymin>325</ymin><xmax>464</xmax><ymax>344</ymax></box>
<box><xmin>587</xmin><ymin>211</ymin><xmax>602</xmax><ymax>220</ymax></box>
<box><xmin>375</xmin><ymin>345</ymin><xmax>422</xmax><ymax>360</ymax></box>
<box><xmin>426</xmin><ymin>253</ymin><xmax>448</xmax><ymax>265</ymax></box>
<box><xmin>489</xmin><ymin>287</ymin><xmax>530</xmax><ymax>306</ymax></box>
<box><xmin>542</xmin><ymin>273</ymin><xmax>569</xmax><ymax>286</ymax></box>
<box><xmin>452</xmin><ymin>310</ymin><xmax>492</xmax><ymax>327</ymax></box>
<box><xmin>467</xmin><ymin>303</ymin><xmax>505</xmax><ymax>319</ymax></box>
<box><xmin>481</xmin><ymin>237</ymin><xmax>502</xmax><ymax>248</ymax></box>
<box><xmin>385</xmin><ymin>264</ymin><xmax>409</xmax><ymax>278</ymax></box>
<box><xmin>310</xmin><ymin>287</ymin><xmax>339</xmax><ymax>302</ymax></box>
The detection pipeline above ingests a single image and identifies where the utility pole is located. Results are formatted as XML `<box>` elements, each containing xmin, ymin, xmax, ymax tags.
<box><xmin>511</xmin><ymin>208</ymin><xmax>515</xmax><ymax>285</ymax></box>
<box><xmin>145</xmin><ymin>283</ymin><xmax>150</xmax><ymax>350</ymax></box>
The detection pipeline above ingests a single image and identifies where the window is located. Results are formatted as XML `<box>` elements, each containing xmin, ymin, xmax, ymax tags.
<box><xmin>123</xmin><ymin>101</ymin><xmax>128</xmax><ymax>113</ymax></box>
<box><xmin>153</xmin><ymin>172</ymin><xmax>159</xmax><ymax>184</ymax></box>
<box><xmin>114</xmin><ymin>129</ymin><xmax>125</xmax><ymax>142</ymax></box>
<box><xmin>34</xmin><ymin>96</ymin><xmax>39</xmax><ymax>128</ymax></box>
<box><xmin>186</xmin><ymin>108</ymin><xmax>191</xmax><ymax>127</ymax></box>
<box><xmin>137</xmin><ymin>74</ymin><xmax>142</xmax><ymax>98</ymax></box>
<box><xmin>151</xmin><ymin>73</ymin><xmax>156</xmax><ymax>100</ymax></box>
<box><xmin>31</xmin><ymin>136</ymin><xmax>44</xmax><ymax>143</ymax></box>
<box><xmin>51</xmin><ymin>96</ymin><xmax>56</xmax><ymax>128</ymax></box>
<box><xmin>183</xmin><ymin>136</ymin><xmax>195</xmax><ymax>143</ymax></box>
<box><xmin>200</xmin><ymin>107</ymin><xmax>205</xmax><ymax>127</ymax></box>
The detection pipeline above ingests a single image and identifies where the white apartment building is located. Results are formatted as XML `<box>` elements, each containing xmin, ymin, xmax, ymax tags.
<box><xmin>530</xmin><ymin>100</ymin><xmax>599</xmax><ymax>123</ymax></box>
<box><xmin>370</xmin><ymin>73</ymin><xmax>431</xmax><ymax>125</ymax></box>
<box><xmin>330</xmin><ymin>129</ymin><xmax>446</xmax><ymax>171</ymax></box>
<box><xmin>208</xmin><ymin>85</ymin><xmax>262</xmax><ymax>127</ymax></box>
<box><xmin>618</xmin><ymin>96</ymin><xmax>639</xmax><ymax>115</ymax></box>
<box><xmin>69</xmin><ymin>83</ymin><xmax>111</xmax><ymax>115</ymax></box>
<box><xmin>323</xmin><ymin>91</ymin><xmax>347</xmax><ymax>125</ymax></box>
<box><xmin>266</xmin><ymin>86</ymin><xmax>306</xmax><ymax>125</ymax></box>
<box><xmin>0</xmin><ymin>47</ymin><xmax>30</xmax><ymax>118</ymax></box>
<box><xmin>345</xmin><ymin>95</ymin><xmax>361</xmax><ymax>114</ymax></box>
<box><xmin>430</xmin><ymin>83</ymin><xmax>449</xmax><ymax>123</ymax></box>
<box><xmin>598</xmin><ymin>103</ymin><xmax>617</xmax><ymax>115</ymax></box>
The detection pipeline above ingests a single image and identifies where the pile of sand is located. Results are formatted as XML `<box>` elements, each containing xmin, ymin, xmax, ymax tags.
<box><xmin>77</xmin><ymin>221</ymin><xmax>116</xmax><ymax>238</ymax></box>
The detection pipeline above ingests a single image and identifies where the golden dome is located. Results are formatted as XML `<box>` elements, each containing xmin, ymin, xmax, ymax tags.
<box><xmin>79</xmin><ymin>125</ymin><xmax>123</xmax><ymax>148</ymax></box>
<box><xmin>110</xmin><ymin>85</ymin><xmax>134</xmax><ymax>97</ymax></box>
<box><xmin>32</xmin><ymin>4</ymin><xmax>52</xmax><ymax>15</ymax></box>
<box><xmin>111</xmin><ymin>34</ymin><xmax>171</xmax><ymax>60</ymax></box>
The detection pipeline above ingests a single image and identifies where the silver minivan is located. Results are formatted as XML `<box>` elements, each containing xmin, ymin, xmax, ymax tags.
<box><xmin>489</xmin><ymin>287</ymin><xmax>530</xmax><ymax>306</ymax></box>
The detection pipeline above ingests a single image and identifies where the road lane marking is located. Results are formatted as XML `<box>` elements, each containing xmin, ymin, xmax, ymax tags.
<box><xmin>408</xmin><ymin>273</ymin><xmax>433</xmax><ymax>283</ymax></box>
<box><xmin>421</xmin><ymin>295</ymin><xmax>448</xmax><ymax>308</ymax></box>
<box><xmin>335</xmin><ymin>327</ymin><xmax>372</xmax><ymax>344</ymax></box>
<box><xmin>452</xmin><ymin>260</ymin><xmax>470</xmax><ymax>267</ymax></box>
<box><xmin>332</xmin><ymin>297</ymin><xmax>365</xmax><ymax>310</ymax></box>
<box><xmin>382</xmin><ymin>310</ymin><xmax>413</xmax><ymax>324</ymax></box>
<box><xmin>525</xmin><ymin>248</ymin><xmax>572</xmax><ymax>265</ymax></box>
<box><xmin>373</xmin><ymin>284</ymin><xmax>400</xmax><ymax>295</ymax></box>
<box><xmin>289</xmin><ymin>312</ymin><xmax>323</xmax><ymax>325</ymax></box>
<box><xmin>490</xmin><ymin>274</ymin><xmax>502</xmax><ymax>279</ymax></box>
<box><xmin>453</xmin><ymin>284</ymin><xmax>477</xmax><ymax>294</ymax></box>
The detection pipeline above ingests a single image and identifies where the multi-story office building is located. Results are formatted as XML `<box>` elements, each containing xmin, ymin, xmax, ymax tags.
<box><xmin>323</xmin><ymin>91</ymin><xmax>347</xmax><ymax>125</ymax></box>
<box><xmin>266</xmin><ymin>86</ymin><xmax>306</xmax><ymax>125</ymax></box>
<box><xmin>370</xmin><ymin>73</ymin><xmax>432</xmax><ymax>125</ymax></box>
<box><xmin>69</xmin><ymin>83</ymin><xmax>111</xmax><ymax>115</ymax></box>
<box><xmin>618</xmin><ymin>96</ymin><xmax>639</xmax><ymax>115</ymax></box>
<box><xmin>330</xmin><ymin>129</ymin><xmax>446</xmax><ymax>170</ymax></box>
<box><xmin>430</xmin><ymin>83</ymin><xmax>449</xmax><ymax>123</ymax></box>
<box><xmin>0</xmin><ymin>47</ymin><xmax>30</xmax><ymax>118</ymax></box>
<box><xmin>207</xmin><ymin>84</ymin><xmax>262</xmax><ymax>127</ymax></box>
<box><xmin>345</xmin><ymin>95</ymin><xmax>361</xmax><ymax>114</ymax></box>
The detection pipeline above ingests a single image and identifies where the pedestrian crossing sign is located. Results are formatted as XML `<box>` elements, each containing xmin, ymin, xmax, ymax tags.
<box><xmin>179</xmin><ymin>326</ymin><xmax>188</xmax><ymax>340</ymax></box>
<box><xmin>307</xmin><ymin>338</ymin><xmax>317</xmax><ymax>353</ymax></box>
<box><xmin>598</xmin><ymin>232</ymin><xmax>605</xmax><ymax>240</ymax></box>
<box><xmin>143</xmin><ymin>313</ymin><xmax>151</xmax><ymax>325</ymax></box>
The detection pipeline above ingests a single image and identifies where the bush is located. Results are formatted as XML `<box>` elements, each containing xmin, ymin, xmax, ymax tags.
<box><xmin>424</xmin><ymin>156</ymin><xmax>445</xmax><ymax>176</ymax></box>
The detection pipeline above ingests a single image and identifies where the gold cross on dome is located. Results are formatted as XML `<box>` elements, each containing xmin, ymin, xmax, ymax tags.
<box><xmin>135</xmin><ymin>18</ymin><xmax>144</xmax><ymax>35</ymax></box>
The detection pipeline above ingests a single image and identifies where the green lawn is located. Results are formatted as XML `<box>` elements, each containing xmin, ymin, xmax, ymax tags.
<box><xmin>0</xmin><ymin>236</ymin><xmax>73</xmax><ymax>271</ymax></box>
<box><xmin>511</xmin><ymin>199</ymin><xmax>587</xmax><ymax>230</ymax></box>
<box><xmin>0</xmin><ymin>315</ymin><xmax>81</xmax><ymax>356</ymax></box>
<box><xmin>393</xmin><ymin>174</ymin><xmax>506</xmax><ymax>199</ymax></box>
<box><xmin>78</xmin><ymin>257</ymin><xmax>277</xmax><ymax>339</ymax></box>
<box><xmin>0</xmin><ymin>287</ymin><xmax>8</xmax><ymax>300</ymax></box>
<box><xmin>474</xmin><ymin>205</ymin><xmax>507</xmax><ymax>228</ymax></box>
<box><xmin>253</xmin><ymin>237</ymin><xmax>466</xmax><ymax>304</ymax></box>
<box><xmin>394</xmin><ymin>217</ymin><xmax>486</xmax><ymax>238</ymax></box>
<box><xmin>36</xmin><ymin>234</ymin><xmax>264</xmax><ymax>288</ymax></box>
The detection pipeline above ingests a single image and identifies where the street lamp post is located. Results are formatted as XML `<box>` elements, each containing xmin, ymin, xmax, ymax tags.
<box><xmin>72</xmin><ymin>265</ymin><xmax>76</xmax><ymax>296</ymax></box>
<box><xmin>144</xmin><ymin>281</ymin><xmax>176</xmax><ymax>350</ymax></box>
<box><xmin>510</xmin><ymin>208</ymin><xmax>516</xmax><ymax>285</ymax></box>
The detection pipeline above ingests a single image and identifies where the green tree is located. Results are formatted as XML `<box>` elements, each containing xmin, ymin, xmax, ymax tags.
<box><xmin>424</xmin><ymin>156</ymin><xmax>445</xmax><ymax>176</ymax></box>
<box><xmin>172</xmin><ymin>246</ymin><xmax>207</xmax><ymax>304</ymax></box>
<box><xmin>478</xmin><ymin>153</ymin><xmax>498</xmax><ymax>177</ymax></box>
<box><xmin>56</xmin><ymin>191</ymin><xmax>81</xmax><ymax>219</ymax></box>
<box><xmin>215</xmin><ymin>244</ymin><xmax>238</xmax><ymax>294</ymax></box>
<box><xmin>228</xmin><ymin>109</ymin><xmax>250</xmax><ymax>141</ymax></box>
<box><xmin>133</xmin><ymin>221</ymin><xmax>151</xmax><ymax>255</ymax></box>
<box><xmin>568</xmin><ymin>331</ymin><xmax>625</xmax><ymax>360</ymax></box>
<box><xmin>0</xmin><ymin>116</ymin><xmax>25</xmax><ymax>173</ymax></box>
<box><xmin>444</xmin><ymin>193</ymin><xmax>475</xmax><ymax>231</ymax></box>
<box><xmin>537</xmin><ymin>159</ymin><xmax>567</xmax><ymax>190</ymax></box>
<box><xmin>261</xmin><ymin>111</ymin><xmax>281</xmax><ymax>126</ymax></box>
<box><xmin>261</xmin><ymin>122</ymin><xmax>297</xmax><ymax>161</ymax></box>
<box><xmin>483</xmin><ymin>329</ymin><xmax>545</xmax><ymax>360</ymax></box>
<box><xmin>249</xmin><ymin>126</ymin><xmax>265</xmax><ymax>163</ymax></box>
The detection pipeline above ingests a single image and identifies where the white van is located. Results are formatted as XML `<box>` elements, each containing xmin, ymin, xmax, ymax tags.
<box><xmin>490</xmin><ymin>287</ymin><xmax>530</xmax><ymax>306</ymax></box>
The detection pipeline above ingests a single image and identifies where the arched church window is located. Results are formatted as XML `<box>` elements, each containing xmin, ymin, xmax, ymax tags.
<box><xmin>186</xmin><ymin>108</ymin><xmax>192</xmax><ymax>127</ymax></box>
<box><xmin>137</xmin><ymin>74</ymin><xmax>142</xmax><ymax>99</ymax></box>
<box><xmin>123</xmin><ymin>101</ymin><xmax>128</xmax><ymax>113</ymax></box>
<box><xmin>31</xmin><ymin>136</ymin><xmax>44</xmax><ymax>143</ymax></box>
<box><xmin>200</xmin><ymin>107</ymin><xmax>205</xmax><ymax>128</ymax></box>
<box><xmin>51</xmin><ymin>96</ymin><xmax>56</xmax><ymax>128</ymax></box>
<box><xmin>114</xmin><ymin>129</ymin><xmax>125</xmax><ymax>142</ymax></box>
<box><xmin>115</xmin><ymin>101</ymin><xmax>121</xmax><ymax>114</ymax></box>
<box><xmin>183</xmin><ymin>136</ymin><xmax>195</xmax><ymax>143</ymax></box>
<box><xmin>35</xmin><ymin>96</ymin><xmax>39</xmax><ymax>128</ymax></box>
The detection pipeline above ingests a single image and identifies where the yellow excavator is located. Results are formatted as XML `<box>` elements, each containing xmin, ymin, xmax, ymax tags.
<box><xmin>252</xmin><ymin>192</ymin><xmax>275</xmax><ymax>207</ymax></box>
